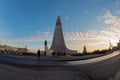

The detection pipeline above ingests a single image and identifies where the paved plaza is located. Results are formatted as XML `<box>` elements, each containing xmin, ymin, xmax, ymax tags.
<box><xmin>0</xmin><ymin>51</ymin><xmax>120</xmax><ymax>80</ymax></box>
<box><xmin>0</xmin><ymin>53</ymin><xmax>106</xmax><ymax>61</ymax></box>
<box><xmin>0</xmin><ymin>62</ymin><xmax>89</xmax><ymax>80</ymax></box>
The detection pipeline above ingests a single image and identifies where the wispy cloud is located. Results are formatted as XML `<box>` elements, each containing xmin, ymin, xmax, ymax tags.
<box><xmin>93</xmin><ymin>0</ymin><xmax>105</xmax><ymax>3</ymax></box>
<box><xmin>102</xmin><ymin>12</ymin><xmax>120</xmax><ymax>26</ymax></box>
<box><xmin>64</xmin><ymin>11</ymin><xmax>120</xmax><ymax>49</ymax></box>
<box><xmin>6</xmin><ymin>32</ymin><xmax>53</xmax><ymax>43</ymax></box>
<box><xmin>1</xmin><ymin>11</ymin><xmax>120</xmax><ymax>51</ymax></box>
<box><xmin>116</xmin><ymin>10</ymin><xmax>120</xmax><ymax>14</ymax></box>
<box><xmin>85</xmin><ymin>10</ymin><xmax>89</xmax><ymax>14</ymax></box>
<box><xmin>65</xmin><ymin>16</ymin><xmax>70</xmax><ymax>20</ymax></box>
<box><xmin>115</xmin><ymin>0</ymin><xmax>120</xmax><ymax>7</ymax></box>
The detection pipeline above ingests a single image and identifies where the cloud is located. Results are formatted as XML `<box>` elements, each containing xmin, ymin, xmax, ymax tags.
<box><xmin>93</xmin><ymin>0</ymin><xmax>105</xmax><ymax>3</ymax></box>
<box><xmin>116</xmin><ymin>10</ymin><xmax>120</xmax><ymax>14</ymax></box>
<box><xmin>64</xmin><ymin>11</ymin><xmax>120</xmax><ymax>48</ymax></box>
<box><xmin>85</xmin><ymin>11</ymin><xmax>89</xmax><ymax>14</ymax></box>
<box><xmin>115</xmin><ymin>0</ymin><xmax>120</xmax><ymax>7</ymax></box>
<box><xmin>101</xmin><ymin>12</ymin><xmax>120</xmax><ymax>26</ymax></box>
<box><xmin>9</xmin><ymin>32</ymin><xmax>53</xmax><ymax>43</ymax></box>
<box><xmin>65</xmin><ymin>16</ymin><xmax>70</xmax><ymax>20</ymax></box>
<box><xmin>2</xmin><ymin>11</ymin><xmax>120</xmax><ymax>51</ymax></box>
<box><xmin>0</xmin><ymin>19</ymin><xmax>6</xmax><ymax>25</ymax></box>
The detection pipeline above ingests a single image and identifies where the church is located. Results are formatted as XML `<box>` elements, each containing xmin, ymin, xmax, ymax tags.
<box><xmin>49</xmin><ymin>16</ymin><xmax>77</xmax><ymax>54</ymax></box>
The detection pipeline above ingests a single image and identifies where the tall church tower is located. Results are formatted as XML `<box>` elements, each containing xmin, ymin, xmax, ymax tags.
<box><xmin>50</xmin><ymin>16</ymin><xmax>67</xmax><ymax>53</ymax></box>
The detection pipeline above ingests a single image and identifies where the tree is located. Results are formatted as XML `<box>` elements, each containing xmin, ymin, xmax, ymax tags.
<box><xmin>83</xmin><ymin>46</ymin><xmax>87</xmax><ymax>54</ymax></box>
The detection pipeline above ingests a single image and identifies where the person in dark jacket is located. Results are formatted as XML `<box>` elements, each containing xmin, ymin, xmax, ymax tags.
<box><xmin>37</xmin><ymin>49</ymin><xmax>40</xmax><ymax>60</ymax></box>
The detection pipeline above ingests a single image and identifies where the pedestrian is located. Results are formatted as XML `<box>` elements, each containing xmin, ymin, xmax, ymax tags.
<box><xmin>44</xmin><ymin>51</ymin><xmax>46</xmax><ymax>56</ymax></box>
<box><xmin>37</xmin><ymin>49</ymin><xmax>40</xmax><ymax>60</ymax></box>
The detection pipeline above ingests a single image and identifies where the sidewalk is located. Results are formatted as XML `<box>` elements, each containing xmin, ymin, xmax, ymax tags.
<box><xmin>0</xmin><ymin>61</ymin><xmax>90</xmax><ymax>80</ymax></box>
<box><xmin>0</xmin><ymin>55</ymin><xmax>66</xmax><ymax>66</ymax></box>
<box><xmin>110</xmin><ymin>70</ymin><xmax>120</xmax><ymax>80</ymax></box>
<box><xmin>0</xmin><ymin>51</ymin><xmax>118</xmax><ymax>66</ymax></box>
<box><xmin>0</xmin><ymin>53</ymin><xmax>106</xmax><ymax>61</ymax></box>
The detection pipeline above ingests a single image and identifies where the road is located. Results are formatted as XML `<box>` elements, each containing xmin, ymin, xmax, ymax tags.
<box><xmin>0</xmin><ymin>51</ymin><xmax>120</xmax><ymax>80</ymax></box>
<box><xmin>25</xmin><ymin>51</ymin><xmax>120</xmax><ymax>80</ymax></box>
<box><xmin>76</xmin><ymin>51</ymin><xmax>120</xmax><ymax>80</ymax></box>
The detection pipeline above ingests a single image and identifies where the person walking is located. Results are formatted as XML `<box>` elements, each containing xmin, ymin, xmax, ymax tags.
<box><xmin>37</xmin><ymin>49</ymin><xmax>40</xmax><ymax>60</ymax></box>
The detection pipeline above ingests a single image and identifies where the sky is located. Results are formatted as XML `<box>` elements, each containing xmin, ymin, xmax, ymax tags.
<box><xmin>0</xmin><ymin>0</ymin><xmax>120</xmax><ymax>52</ymax></box>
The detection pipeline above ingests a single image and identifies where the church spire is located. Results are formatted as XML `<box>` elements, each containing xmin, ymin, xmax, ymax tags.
<box><xmin>50</xmin><ymin>16</ymin><xmax>77</xmax><ymax>54</ymax></box>
<box><xmin>56</xmin><ymin>16</ymin><xmax>61</xmax><ymax>25</ymax></box>
<box><xmin>50</xmin><ymin>16</ymin><xmax>66</xmax><ymax>53</ymax></box>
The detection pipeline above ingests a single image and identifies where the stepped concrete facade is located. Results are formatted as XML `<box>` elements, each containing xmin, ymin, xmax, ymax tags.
<box><xmin>50</xmin><ymin>16</ymin><xmax>77</xmax><ymax>54</ymax></box>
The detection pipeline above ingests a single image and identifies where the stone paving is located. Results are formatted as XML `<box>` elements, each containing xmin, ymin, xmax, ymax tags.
<box><xmin>110</xmin><ymin>70</ymin><xmax>120</xmax><ymax>80</ymax></box>
<box><xmin>0</xmin><ymin>63</ymin><xmax>90</xmax><ymax>80</ymax></box>
<box><xmin>0</xmin><ymin>51</ymin><xmax>119</xmax><ymax>80</ymax></box>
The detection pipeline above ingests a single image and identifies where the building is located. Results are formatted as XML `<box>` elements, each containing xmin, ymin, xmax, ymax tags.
<box><xmin>50</xmin><ymin>16</ymin><xmax>77</xmax><ymax>54</ymax></box>
<box><xmin>0</xmin><ymin>45</ymin><xmax>28</xmax><ymax>54</ymax></box>
<box><xmin>117</xmin><ymin>40</ymin><xmax>120</xmax><ymax>50</ymax></box>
